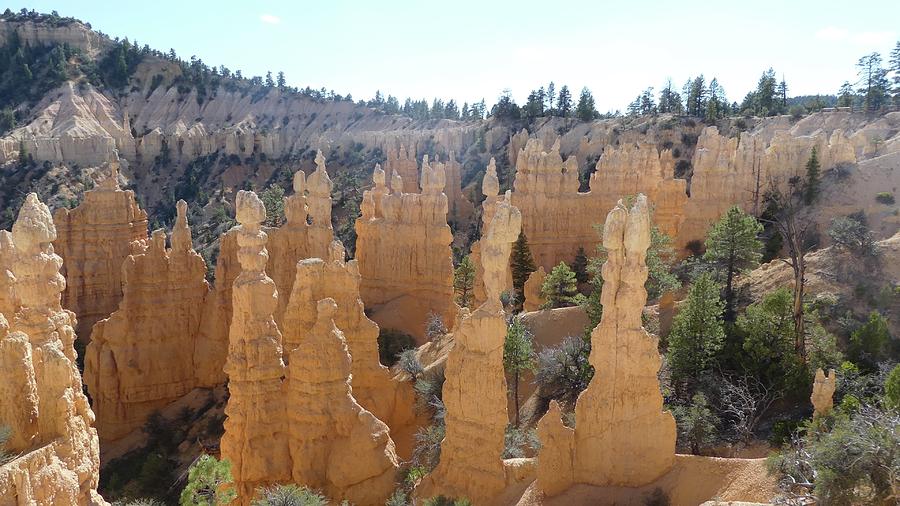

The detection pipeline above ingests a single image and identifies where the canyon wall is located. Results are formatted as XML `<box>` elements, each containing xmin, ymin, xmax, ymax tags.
<box><xmin>0</xmin><ymin>194</ymin><xmax>105</xmax><ymax>505</ymax></box>
<box><xmin>53</xmin><ymin>163</ymin><xmax>149</xmax><ymax>342</ymax></box>
<box><xmin>84</xmin><ymin>201</ymin><xmax>223</xmax><ymax>444</ymax></box>
<box><xmin>356</xmin><ymin>159</ymin><xmax>456</xmax><ymax>340</ymax></box>
<box><xmin>417</xmin><ymin>195</ymin><xmax>522</xmax><ymax>503</ymax></box>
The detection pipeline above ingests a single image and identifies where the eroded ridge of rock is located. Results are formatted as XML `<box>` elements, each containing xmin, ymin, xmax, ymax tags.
<box><xmin>267</xmin><ymin>151</ymin><xmax>335</xmax><ymax>326</ymax></box>
<box><xmin>510</xmin><ymin>138</ymin><xmax>594</xmax><ymax>271</ymax></box>
<box><xmin>84</xmin><ymin>200</ymin><xmax>222</xmax><ymax>444</ymax></box>
<box><xmin>523</xmin><ymin>266</ymin><xmax>547</xmax><ymax>312</ymax></box>
<box><xmin>536</xmin><ymin>400</ymin><xmax>575</xmax><ymax>497</ymax></box>
<box><xmin>0</xmin><ymin>193</ymin><xmax>106</xmax><ymax>505</ymax></box>
<box><xmin>356</xmin><ymin>156</ymin><xmax>456</xmax><ymax>340</ymax></box>
<box><xmin>53</xmin><ymin>161</ymin><xmax>149</xmax><ymax>342</ymax></box>
<box><xmin>221</xmin><ymin>190</ymin><xmax>291</xmax><ymax>502</ymax></box>
<box><xmin>443</xmin><ymin>151</ymin><xmax>474</xmax><ymax>224</ymax></box>
<box><xmin>385</xmin><ymin>143</ymin><xmax>420</xmax><ymax>193</ymax></box>
<box><xmin>286</xmin><ymin>298</ymin><xmax>399</xmax><ymax>505</ymax></box>
<box><xmin>571</xmin><ymin>193</ymin><xmax>676</xmax><ymax>487</ymax></box>
<box><xmin>811</xmin><ymin>368</ymin><xmax>837</xmax><ymax>417</ymax></box>
<box><xmin>472</xmin><ymin>158</ymin><xmax>513</xmax><ymax>307</ymax></box>
<box><xmin>281</xmin><ymin>242</ymin><xmax>416</xmax><ymax>452</ymax></box>
<box><xmin>418</xmin><ymin>195</ymin><xmax>522</xmax><ymax>504</ymax></box>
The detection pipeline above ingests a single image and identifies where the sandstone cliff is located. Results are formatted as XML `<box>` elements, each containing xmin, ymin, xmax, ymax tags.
<box><xmin>0</xmin><ymin>194</ymin><xmax>105</xmax><ymax>505</ymax></box>
<box><xmin>53</xmin><ymin>163</ymin><xmax>149</xmax><ymax>342</ymax></box>
<box><xmin>84</xmin><ymin>200</ymin><xmax>223</xmax><ymax>444</ymax></box>
<box><xmin>356</xmin><ymin>158</ymin><xmax>456</xmax><ymax>340</ymax></box>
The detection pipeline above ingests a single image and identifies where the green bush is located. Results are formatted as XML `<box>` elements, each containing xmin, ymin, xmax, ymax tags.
<box><xmin>670</xmin><ymin>393</ymin><xmax>719</xmax><ymax>455</ymax></box>
<box><xmin>884</xmin><ymin>364</ymin><xmax>900</xmax><ymax>410</ymax></box>
<box><xmin>377</xmin><ymin>329</ymin><xmax>416</xmax><ymax>367</ymax></box>
<box><xmin>875</xmin><ymin>192</ymin><xmax>895</xmax><ymax>205</ymax></box>
<box><xmin>251</xmin><ymin>484</ymin><xmax>327</xmax><ymax>506</ymax></box>
<box><xmin>179</xmin><ymin>455</ymin><xmax>236</xmax><ymax>506</ymax></box>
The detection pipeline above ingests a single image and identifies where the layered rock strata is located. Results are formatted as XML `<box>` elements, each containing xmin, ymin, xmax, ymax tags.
<box><xmin>53</xmin><ymin>162</ymin><xmax>149</xmax><ymax>342</ymax></box>
<box><xmin>356</xmin><ymin>158</ymin><xmax>456</xmax><ymax>340</ymax></box>
<box><xmin>84</xmin><ymin>200</ymin><xmax>222</xmax><ymax>443</ymax></box>
<box><xmin>0</xmin><ymin>193</ymin><xmax>105</xmax><ymax>505</ymax></box>
<box><xmin>281</xmin><ymin>242</ymin><xmax>416</xmax><ymax>453</ymax></box>
<box><xmin>536</xmin><ymin>194</ymin><xmax>676</xmax><ymax>495</ymax></box>
<box><xmin>286</xmin><ymin>298</ymin><xmax>399</xmax><ymax>504</ymax></box>
<box><xmin>417</xmin><ymin>195</ymin><xmax>522</xmax><ymax>503</ymax></box>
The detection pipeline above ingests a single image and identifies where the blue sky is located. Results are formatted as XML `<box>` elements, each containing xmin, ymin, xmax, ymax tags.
<box><xmin>11</xmin><ymin>0</ymin><xmax>900</xmax><ymax>111</ymax></box>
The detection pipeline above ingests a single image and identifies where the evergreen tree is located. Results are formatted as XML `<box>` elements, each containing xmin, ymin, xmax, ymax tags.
<box><xmin>671</xmin><ymin>393</ymin><xmax>720</xmax><ymax>455</ymax></box>
<box><xmin>453</xmin><ymin>255</ymin><xmax>476</xmax><ymax>308</ymax></box>
<box><xmin>639</xmin><ymin>87</ymin><xmax>657</xmax><ymax>115</ymax></box>
<box><xmin>703</xmin><ymin>206</ymin><xmax>763</xmax><ymax>322</ymax></box>
<box><xmin>857</xmin><ymin>52</ymin><xmax>890</xmax><ymax>111</ymax></box>
<box><xmin>803</xmin><ymin>147</ymin><xmax>821</xmax><ymax>205</ymax></box>
<box><xmin>276</xmin><ymin>71</ymin><xmax>286</xmax><ymax>88</ymax></box>
<box><xmin>504</xmin><ymin>316</ymin><xmax>535</xmax><ymax>427</ymax></box>
<box><xmin>890</xmin><ymin>41</ymin><xmax>900</xmax><ymax>105</ymax></box>
<box><xmin>646</xmin><ymin>227</ymin><xmax>681</xmax><ymax>300</ymax></box>
<box><xmin>572</xmin><ymin>246</ymin><xmax>588</xmax><ymax>284</ymax></box>
<box><xmin>540</xmin><ymin>261</ymin><xmax>580</xmax><ymax>308</ymax></box>
<box><xmin>737</xmin><ymin>287</ymin><xmax>805</xmax><ymax>392</ymax></box>
<box><xmin>837</xmin><ymin>81</ymin><xmax>855</xmax><ymax>107</ymax></box>
<box><xmin>687</xmin><ymin>75</ymin><xmax>707</xmax><ymax>117</ymax></box>
<box><xmin>546</xmin><ymin>81</ymin><xmax>556</xmax><ymax>113</ymax></box>
<box><xmin>658</xmin><ymin>79</ymin><xmax>683</xmax><ymax>114</ymax></box>
<box><xmin>556</xmin><ymin>85</ymin><xmax>572</xmax><ymax>117</ymax></box>
<box><xmin>575</xmin><ymin>87</ymin><xmax>597</xmax><ymax>121</ymax></box>
<box><xmin>524</xmin><ymin>89</ymin><xmax>544</xmax><ymax>119</ymax></box>
<box><xmin>264</xmin><ymin>70</ymin><xmax>274</xmax><ymax>88</ymax></box>
<box><xmin>848</xmin><ymin>311</ymin><xmax>891</xmax><ymax>370</ymax></box>
<box><xmin>180</xmin><ymin>455</ymin><xmax>237</xmax><ymax>506</ymax></box>
<box><xmin>492</xmin><ymin>90</ymin><xmax>520</xmax><ymax>121</ymax></box>
<box><xmin>510</xmin><ymin>231</ymin><xmax>537</xmax><ymax>309</ymax></box>
<box><xmin>754</xmin><ymin>68</ymin><xmax>778</xmax><ymax>115</ymax></box>
<box><xmin>667</xmin><ymin>273</ymin><xmax>725</xmax><ymax>383</ymax></box>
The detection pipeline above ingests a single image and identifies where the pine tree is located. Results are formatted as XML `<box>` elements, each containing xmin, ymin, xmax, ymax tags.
<box><xmin>556</xmin><ymin>85</ymin><xmax>572</xmax><ymax>117</ymax></box>
<box><xmin>666</xmin><ymin>272</ymin><xmax>725</xmax><ymax>383</ymax></box>
<box><xmin>575</xmin><ymin>87</ymin><xmax>597</xmax><ymax>121</ymax></box>
<box><xmin>510</xmin><ymin>231</ymin><xmax>537</xmax><ymax>309</ymax></box>
<box><xmin>703</xmin><ymin>206</ymin><xmax>763</xmax><ymax>322</ymax></box>
<box><xmin>837</xmin><ymin>81</ymin><xmax>855</xmax><ymax>107</ymax></box>
<box><xmin>180</xmin><ymin>455</ymin><xmax>237</xmax><ymax>506</ymax></box>
<box><xmin>453</xmin><ymin>255</ymin><xmax>476</xmax><ymax>308</ymax></box>
<box><xmin>264</xmin><ymin>71</ymin><xmax>274</xmax><ymax>88</ymax></box>
<box><xmin>546</xmin><ymin>81</ymin><xmax>556</xmax><ymax>113</ymax></box>
<box><xmin>857</xmin><ymin>52</ymin><xmax>890</xmax><ymax>112</ymax></box>
<box><xmin>504</xmin><ymin>316</ymin><xmax>535</xmax><ymax>427</ymax></box>
<box><xmin>804</xmin><ymin>147</ymin><xmax>821</xmax><ymax>205</ymax></box>
<box><xmin>541</xmin><ymin>262</ymin><xmax>580</xmax><ymax>308</ymax></box>
<box><xmin>890</xmin><ymin>41</ymin><xmax>900</xmax><ymax>105</ymax></box>
<box><xmin>572</xmin><ymin>247</ymin><xmax>588</xmax><ymax>284</ymax></box>
<box><xmin>276</xmin><ymin>71</ymin><xmax>286</xmax><ymax>88</ymax></box>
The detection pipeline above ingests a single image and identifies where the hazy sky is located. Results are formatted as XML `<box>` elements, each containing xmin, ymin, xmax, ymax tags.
<box><xmin>13</xmin><ymin>0</ymin><xmax>900</xmax><ymax>111</ymax></box>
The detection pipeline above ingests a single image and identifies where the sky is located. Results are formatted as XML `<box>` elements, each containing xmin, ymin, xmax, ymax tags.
<box><xmin>11</xmin><ymin>0</ymin><xmax>900</xmax><ymax>111</ymax></box>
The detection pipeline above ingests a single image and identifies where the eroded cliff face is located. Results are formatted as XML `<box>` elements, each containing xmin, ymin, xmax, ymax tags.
<box><xmin>0</xmin><ymin>193</ymin><xmax>105</xmax><ymax>505</ymax></box>
<box><xmin>536</xmin><ymin>194</ymin><xmax>676</xmax><ymax>495</ymax></box>
<box><xmin>281</xmin><ymin>244</ymin><xmax>417</xmax><ymax>458</ymax></box>
<box><xmin>356</xmin><ymin>158</ymin><xmax>456</xmax><ymax>340</ymax></box>
<box><xmin>53</xmin><ymin>163</ymin><xmax>149</xmax><ymax>342</ymax></box>
<box><xmin>84</xmin><ymin>201</ymin><xmax>222</xmax><ymax>444</ymax></box>
<box><xmin>221</xmin><ymin>191</ymin><xmax>401</xmax><ymax>505</ymax></box>
<box><xmin>417</xmin><ymin>195</ymin><xmax>522</xmax><ymax>504</ymax></box>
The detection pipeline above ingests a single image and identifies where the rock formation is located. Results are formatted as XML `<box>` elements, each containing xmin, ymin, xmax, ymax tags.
<box><xmin>536</xmin><ymin>194</ymin><xmax>676</xmax><ymax>495</ymax></box>
<box><xmin>536</xmin><ymin>401</ymin><xmax>575</xmax><ymax>497</ymax></box>
<box><xmin>356</xmin><ymin>157</ymin><xmax>456</xmax><ymax>340</ymax></box>
<box><xmin>385</xmin><ymin>143</ymin><xmax>420</xmax><ymax>193</ymax></box>
<box><xmin>221</xmin><ymin>191</ymin><xmax>400</xmax><ymax>504</ymax></box>
<box><xmin>221</xmin><ymin>190</ymin><xmax>291</xmax><ymax>501</ymax></box>
<box><xmin>84</xmin><ymin>201</ymin><xmax>223</xmax><ymax>443</ymax></box>
<box><xmin>0</xmin><ymin>194</ymin><xmax>105</xmax><ymax>505</ymax></box>
<box><xmin>285</xmin><ymin>298</ymin><xmax>399</xmax><ymax>504</ymax></box>
<box><xmin>267</xmin><ymin>151</ymin><xmax>334</xmax><ymax>326</ymax></box>
<box><xmin>523</xmin><ymin>266</ymin><xmax>547</xmax><ymax>312</ymax></box>
<box><xmin>443</xmin><ymin>151</ymin><xmax>474</xmax><ymax>224</ymax></box>
<box><xmin>811</xmin><ymin>368</ymin><xmax>837</xmax><ymax>417</ymax></box>
<box><xmin>417</xmin><ymin>195</ymin><xmax>522</xmax><ymax>503</ymax></box>
<box><xmin>471</xmin><ymin>158</ymin><xmax>511</xmax><ymax>306</ymax></box>
<box><xmin>53</xmin><ymin>162</ymin><xmax>149</xmax><ymax>341</ymax></box>
<box><xmin>281</xmin><ymin>241</ymin><xmax>416</xmax><ymax>455</ymax></box>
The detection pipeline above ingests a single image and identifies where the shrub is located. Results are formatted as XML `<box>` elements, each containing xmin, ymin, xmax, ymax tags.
<box><xmin>0</xmin><ymin>425</ymin><xmax>12</xmax><ymax>465</ymax></box>
<box><xmin>425</xmin><ymin>312</ymin><xmax>447</xmax><ymax>340</ymax></box>
<box><xmin>377</xmin><ymin>329</ymin><xmax>416</xmax><ymax>367</ymax></box>
<box><xmin>502</xmin><ymin>426</ymin><xmax>540</xmax><ymax>458</ymax></box>
<box><xmin>828</xmin><ymin>213</ymin><xmax>876</xmax><ymax>256</ymax></box>
<box><xmin>848</xmin><ymin>311</ymin><xmax>891</xmax><ymax>370</ymax></box>
<box><xmin>884</xmin><ymin>364</ymin><xmax>900</xmax><ymax>410</ymax></box>
<box><xmin>423</xmin><ymin>497</ymin><xmax>471</xmax><ymax>506</ymax></box>
<box><xmin>251</xmin><ymin>484</ymin><xmax>327</xmax><ymax>506</ymax></box>
<box><xmin>397</xmin><ymin>349</ymin><xmax>423</xmax><ymax>381</ymax></box>
<box><xmin>534</xmin><ymin>335</ymin><xmax>594</xmax><ymax>405</ymax></box>
<box><xmin>875</xmin><ymin>192</ymin><xmax>895</xmax><ymax>205</ymax></box>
